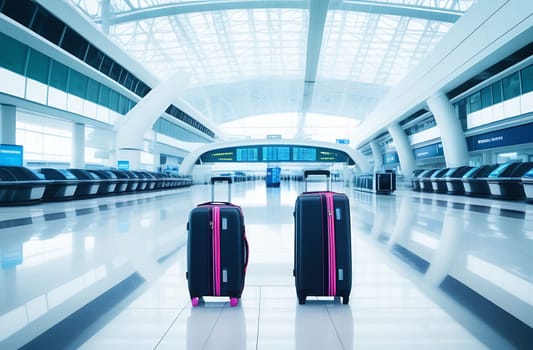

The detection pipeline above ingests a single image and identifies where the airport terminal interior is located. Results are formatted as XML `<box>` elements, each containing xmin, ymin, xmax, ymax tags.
<box><xmin>0</xmin><ymin>0</ymin><xmax>532</xmax><ymax>349</ymax></box>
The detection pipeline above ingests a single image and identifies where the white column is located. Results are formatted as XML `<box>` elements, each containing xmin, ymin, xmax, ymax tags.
<box><xmin>72</xmin><ymin>122</ymin><xmax>85</xmax><ymax>168</ymax></box>
<box><xmin>370</xmin><ymin>141</ymin><xmax>383</xmax><ymax>173</ymax></box>
<box><xmin>427</xmin><ymin>92</ymin><xmax>469</xmax><ymax>167</ymax></box>
<box><xmin>0</xmin><ymin>104</ymin><xmax>17</xmax><ymax>144</ymax></box>
<box><xmin>387</xmin><ymin>123</ymin><xmax>416</xmax><ymax>177</ymax></box>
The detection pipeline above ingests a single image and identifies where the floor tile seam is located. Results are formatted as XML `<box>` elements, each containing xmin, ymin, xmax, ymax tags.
<box><xmin>152</xmin><ymin>300</ymin><xmax>190</xmax><ymax>350</ymax></box>
<box><xmin>255</xmin><ymin>286</ymin><xmax>261</xmax><ymax>350</ymax></box>
<box><xmin>200</xmin><ymin>301</ymin><xmax>227</xmax><ymax>350</ymax></box>
<box><xmin>325</xmin><ymin>304</ymin><xmax>347</xmax><ymax>350</ymax></box>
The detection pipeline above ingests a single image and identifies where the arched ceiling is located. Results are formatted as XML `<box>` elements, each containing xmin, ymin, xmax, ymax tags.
<box><xmin>68</xmin><ymin>0</ymin><xmax>477</xmax><ymax>140</ymax></box>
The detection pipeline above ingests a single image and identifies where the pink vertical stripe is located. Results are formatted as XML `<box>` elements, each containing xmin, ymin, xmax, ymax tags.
<box><xmin>325</xmin><ymin>193</ymin><xmax>336</xmax><ymax>296</ymax></box>
<box><xmin>212</xmin><ymin>207</ymin><xmax>221</xmax><ymax>296</ymax></box>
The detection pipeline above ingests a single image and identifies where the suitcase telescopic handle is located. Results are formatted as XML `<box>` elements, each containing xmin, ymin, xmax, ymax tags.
<box><xmin>303</xmin><ymin>170</ymin><xmax>331</xmax><ymax>192</ymax></box>
<box><xmin>210</xmin><ymin>176</ymin><xmax>232</xmax><ymax>202</ymax></box>
<box><xmin>211</xmin><ymin>176</ymin><xmax>232</xmax><ymax>184</ymax></box>
<box><xmin>303</xmin><ymin>170</ymin><xmax>330</xmax><ymax>178</ymax></box>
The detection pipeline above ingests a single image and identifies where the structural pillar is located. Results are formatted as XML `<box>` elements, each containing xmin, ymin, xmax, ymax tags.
<box><xmin>370</xmin><ymin>141</ymin><xmax>383</xmax><ymax>173</ymax></box>
<box><xmin>72</xmin><ymin>122</ymin><xmax>85</xmax><ymax>168</ymax></box>
<box><xmin>387</xmin><ymin>122</ymin><xmax>416</xmax><ymax>177</ymax></box>
<box><xmin>0</xmin><ymin>104</ymin><xmax>17</xmax><ymax>144</ymax></box>
<box><xmin>427</xmin><ymin>92</ymin><xmax>469</xmax><ymax>167</ymax></box>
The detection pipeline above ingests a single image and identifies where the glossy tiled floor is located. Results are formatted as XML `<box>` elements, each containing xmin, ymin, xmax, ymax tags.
<box><xmin>1</xmin><ymin>180</ymin><xmax>532</xmax><ymax>349</ymax></box>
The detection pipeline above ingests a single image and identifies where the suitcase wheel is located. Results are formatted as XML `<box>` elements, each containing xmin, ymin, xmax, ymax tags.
<box><xmin>342</xmin><ymin>296</ymin><xmax>349</xmax><ymax>305</ymax></box>
<box><xmin>191</xmin><ymin>297</ymin><xmax>200</xmax><ymax>307</ymax></box>
<box><xmin>298</xmin><ymin>295</ymin><xmax>306</xmax><ymax>305</ymax></box>
<box><xmin>230</xmin><ymin>297</ymin><xmax>239</xmax><ymax>307</ymax></box>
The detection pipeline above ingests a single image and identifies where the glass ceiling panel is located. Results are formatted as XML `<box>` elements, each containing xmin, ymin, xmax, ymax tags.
<box><xmin>220</xmin><ymin>113</ymin><xmax>360</xmax><ymax>143</ymax></box>
<box><xmin>67</xmin><ymin>0</ymin><xmax>477</xmax><ymax>140</ymax></box>
<box><xmin>108</xmin><ymin>8</ymin><xmax>308</xmax><ymax>85</ymax></box>
<box><xmin>319</xmin><ymin>11</ymin><xmax>452</xmax><ymax>86</ymax></box>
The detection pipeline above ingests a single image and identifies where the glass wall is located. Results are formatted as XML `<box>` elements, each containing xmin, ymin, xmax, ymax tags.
<box><xmin>455</xmin><ymin>63</ymin><xmax>533</xmax><ymax>129</ymax></box>
<box><xmin>0</xmin><ymin>32</ymin><xmax>136</xmax><ymax>124</ymax></box>
<box><xmin>16</xmin><ymin>112</ymin><xmax>72</xmax><ymax>165</ymax></box>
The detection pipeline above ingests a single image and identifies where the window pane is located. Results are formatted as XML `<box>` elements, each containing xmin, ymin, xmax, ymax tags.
<box><xmin>85</xmin><ymin>45</ymin><xmax>105</xmax><ymax>70</ymax></box>
<box><xmin>502</xmin><ymin>72</ymin><xmax>520</xmax><ymax>100</ymax></box>
<box><xmin>480</xmin><ymin>86</ymin><xmax>492</xmax><ymax>109</ymax></box>
<box><xmin>68</xmin><ymin>69</ymin><xmax>88</xmax><ymax>98</ymax></box>
<box><xmin>1</xmin><ymin>0</ymin><xmax>36</xmax><ymax>27</ymax></box>
<box><xmin>0</xmin><ymin>32</ymin><xmax>28</xmax><ymax>74</ymax></box>
<box><xmin>469</xmin><ymin>91</ymin><xmax>481</xmax><ymax>113</ymax></box>
<box><xmin>123</xmin><ymin>72</ymin><xmax>135</xmax><ymax>90</ymax></box>
<box><xmin>60</xmin><ymin>28</ymin><xmax>88</xmax><ymax>60</ymax></box>
<box><xmin>86</xmin><ymin>78</ymin><xmax>100</xmax><ymax>103</ymax></box>
<box><xmin>31</xmin><ymin>7</ymin><xmax>65</xmax><ymax>45</ymax></box>
<box><xmin>109</xmin><ymin>89</ymin><xmax>119</xmax><ymax>112</ymax></box>
<box><xmin>109</xmin><ymin>63</ymin><xmax>122</xmax><ymax>82</ymax></box>
<box><xmin>27</xmin><ymin>49</ymin><xmax>50</xmax><ymax>84</ymax></box>
<box><xmin>521</xmin><ymin>64</ymin><xmax>533</xmax><ymax>94</ymax></box>
<box><xmin>99</xmin><ymin>55</ymin><xmax>113</xmax><ymax>75</ymax></box>
<box><xmin>49</xmin><ymin>60</ymin><xmax>68</xmax><ymax>90</ymax></box>
<box><xmin>99</xmin><ymin>84</ymin><xmax>110</xmax><ymax>106</ymax></box>
<box><xmin>492</xmin><ymin>81</ymin><xmax>502</xmax><ymax>104</ymax></box>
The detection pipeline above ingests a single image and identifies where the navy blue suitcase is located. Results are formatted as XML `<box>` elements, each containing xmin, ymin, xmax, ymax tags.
<box><xmin>294</xmin><ymin>170</ymin><xmax>352</xmax><ymax>304</ymax></box>
<box><xmin>186</xmin><ymin>177</ymin><xmax>249</xmax><ymax>306</ymax></box>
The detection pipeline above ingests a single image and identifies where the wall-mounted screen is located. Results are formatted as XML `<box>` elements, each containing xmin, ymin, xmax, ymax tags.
<box><xmin>0</xmin><ymin>144</ymin><xmax>23</xmax><ymax>166</ymax></box>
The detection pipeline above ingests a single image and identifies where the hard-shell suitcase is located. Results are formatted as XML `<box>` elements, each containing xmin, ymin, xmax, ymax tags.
<box><xmin>294</xmin><ymin>170</ymin><xmax>352</xmax><ymax>304</ymax></box>
<box><xmin>186</xmin><ymin>177</ymin><xmax>249</xmax><ymax>307</ymax></box>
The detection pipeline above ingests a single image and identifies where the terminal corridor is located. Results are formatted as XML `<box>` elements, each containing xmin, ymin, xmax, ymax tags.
<box><xmin>1</xmin><ymin>180</ymin><xmax>531</xmax><ymax>349</ymax></box>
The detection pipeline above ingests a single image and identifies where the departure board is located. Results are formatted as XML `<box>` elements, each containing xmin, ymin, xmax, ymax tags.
<box><xmin>199</xmin><ymin>145</ymin><xmax>354</xmax><ymax>164</ymax></box>
<box><xmin>200</xmin><ymin>147</ymin><xmax>235</xmax><ymax>162</ymax></box>
<box><xmin>236</xmin><ymin>147</ymin><xmax>258</xmax><ymax>161</ymax></box>
<box><xmin>293</xmin><ymin>147</ymin><xmax>316</xmax><ymax>161</ymax></box>
<box><xmin>262</xmin><ymin>146</ymin><xmax>290</xmax><ymax>161</ymax></box>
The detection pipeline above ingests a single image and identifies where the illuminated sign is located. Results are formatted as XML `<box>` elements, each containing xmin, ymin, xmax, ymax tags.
<box><xmin>0</xmin><ymin>144</ymin><xmax>23</xmax><ymax>166</ymax></box>
<box><xmin>117</xmin><ymin>160</ymin><xmax>130</xmax><ymax>170</ymax></box>
<box><xmin>199</xmin><ymin>145</ymin><xmax>354</xmax><ymax>164</ymax></box>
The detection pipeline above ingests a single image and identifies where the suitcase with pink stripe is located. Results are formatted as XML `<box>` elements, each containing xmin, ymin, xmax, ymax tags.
<box><xmin>293</xmin><ymin>170</ymin><xmax>352</xmax><ymax>304</ymax></box>
<box><xmin>186</xmin><ymin>177</ymin><xmax>248</xmax><ymax>307</ymax></box>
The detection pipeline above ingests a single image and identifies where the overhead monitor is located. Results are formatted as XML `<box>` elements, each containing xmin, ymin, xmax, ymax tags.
<box><xmin>198</xmin><ymin>144</ymin><xmax>354</xmax><ymax>164</ymax></box>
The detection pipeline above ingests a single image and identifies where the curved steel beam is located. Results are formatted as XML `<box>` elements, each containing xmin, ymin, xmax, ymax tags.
<box><xmin>178</xmin><ymin>138</ymin><xmax>372</xmax><ymax>176</ymax></box>
<box><xmin>95</xmin><ymin>0</ymin><xmax>462</xmax><ymax>25</ymax></box>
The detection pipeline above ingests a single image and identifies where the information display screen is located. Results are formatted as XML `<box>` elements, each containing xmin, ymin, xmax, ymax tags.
<box><xmin>199</xmin><ymin>145</ymin><xmax>354</xmax><ymax>164</ymax></box>
<box><xmin>262</xmin><ymin>146</ymin><xmax>290</xmax><ymax>161</ymax></box>
<box><xmin>293</xmin><ymin>147</ymin><xmax>316</xmax><ymax>161</ymax></box>
<box><xmin>0</xmin><ymin>144</ymin><xmax>23</xmax><ymax>166</ymax></box>
<box><xmin>236</xmin><ymin>148</ymin><xmax>258</xmax><ymax>161</ymax></box>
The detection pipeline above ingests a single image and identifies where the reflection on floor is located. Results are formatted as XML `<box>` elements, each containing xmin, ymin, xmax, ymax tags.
<box><xmin>0</xmin><ymin>180</ymin><xmax>532</xmax><ymax>349</ymax></box>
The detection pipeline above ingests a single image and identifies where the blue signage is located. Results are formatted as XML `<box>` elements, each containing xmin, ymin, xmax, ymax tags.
<box><xmin>467</xmin><ymin>122</ymin><xmax>533</xmax><ymax>151</ymax></box>
<box><xmin>117</xmin><ymin>160</ymin><xmax>130</xmax><ymax>170</ymax></box>
<box><xmin>336</xmin><ymin>139</ymin><xmax>350</xmax><ymax>145</ymax></box>
<box><xmin>414</xmin><ymin>142</ymin><xmax>444</xmax><ymax>160</ymax></box>
<box><xmin>383</xmin><ymin>152</ymin><xmax>399</xmax><ymax>164</ymax></box>
<box><xmin>0</xmin><ymin>144</ymin><xmax>23</xmax><ymax>166</ymax></box>
<box><xmin>266</xmin><ymin>167</ymin><xmax>281</xmax><ymax>187</ymax></box>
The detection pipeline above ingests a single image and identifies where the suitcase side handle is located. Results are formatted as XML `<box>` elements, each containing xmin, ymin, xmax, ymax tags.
<box><xmin>243</xmin><ymin>233</ymin><xmax>249</xmax><ymax>271</ymax></box>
